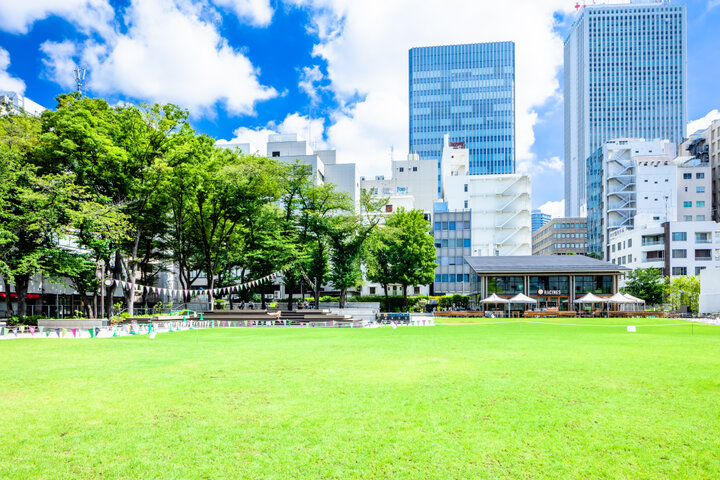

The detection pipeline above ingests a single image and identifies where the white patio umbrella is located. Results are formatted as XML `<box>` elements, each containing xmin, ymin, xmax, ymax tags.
<box><xmin>480</xmin><ymin>293</ymin><xmax>509</xmax><ymax>317</ymax></box>
<box><xmin>606</xmin><ymin>292</ymin><xmax>635</xmax><ymax>304</ymax></box>
<box><xmin>508</xmin><ymin>293</ymin><xmax>537</xmax><ymax>304</ymax></box>
<box><xmin>574</xmin><ymin>292</ymin><xmax>606</xmax><ymax>303</ymax></box>
<box><xmin>622</xmin><ymin>293</ymin><xmax>646</xmax><ymax>304</ymax></box>
<box><xmin>480</xmin><ymin>293</ymin><xmax>509</xmax><ymax>304</ymax></box>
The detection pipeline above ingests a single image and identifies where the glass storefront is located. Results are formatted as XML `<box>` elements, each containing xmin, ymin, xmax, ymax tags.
<box><xmin>529</xmin><ymin>276</ymin><xmax>570</xmax><ymax>310</ymax></box>
<box><xmin>574</xmin><ymin>275</ymin><xmax>613</xmax><ymax>295</ymax></box>
<box><xmin>486</xmin><ymin>276</ymin><xmax>524</xmax><ymax>295</ymax></box>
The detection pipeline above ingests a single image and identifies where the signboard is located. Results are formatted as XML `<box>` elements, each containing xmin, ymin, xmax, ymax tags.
<box><xmin>537</xmin><ymin>289</ymin><xmax>562</xmax><ymax>295</ymax></box>
<box><xmin>449</xmin><ymin>141</ymin><xmax>466</xmax><ymax>149</ymax></box>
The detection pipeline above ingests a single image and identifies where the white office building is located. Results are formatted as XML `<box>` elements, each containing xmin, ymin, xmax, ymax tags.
<box><xmin>0</xmin><ymin>91</ymin><xmax>46</xmax><ymax>116</ymax></box>
<box><xmin>219</xmin><ymin>133</ymin><xmax>360</xmax><ymax>208</ymax></box>
<box><xmin>587</xmin><ymin>138</ymin><xmax>678</xmax><ymax>258</ymax></box>
<box><xmin>433</xmin><ymin>137</ymin><xmax>531</xmax><ymax>295</ymax></box>
<box><xmin>609</xmin><ymin>221</ymin><xmax>720</xmax><ymax>282</ymax></box>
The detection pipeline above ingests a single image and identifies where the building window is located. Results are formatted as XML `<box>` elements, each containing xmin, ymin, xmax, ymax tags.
<box><xmin>399</xmin><ymin>167</ymin><xmax>404</xmax><ymax>172</ymax></box>
<box><xmin>696</xmin><ymin>172</ymin><xmax>705</xmax><ymax>179</ymax></box>
<box><xmin>671</xmin><ymin>249</ymin><xmax>687</xmax><ymax>258</ymax></box>
<box><xmin>695</xmin><ymin>249</ymin><xmax>712</xmax><ymax>260</ymax></box>
<box><xmin>697</xmin><ymin>186</ymin><xmax>705</xmax><ymax>193</ymax></box>
<box><xmin>574</xmin><ymin>275</ymin><xmax>612</xmax><ymax>295</ymax></box>
<box><xmin>464</xmin><ymin>184</ymin><xmax>468</xmax><ymax>192</ymax></box>
<box><xmin>696</xmin><ymin>266</ymin><xmax>706</xmax><ymax>275</ymax></box>
<box><xmin>464</xmin><ymin>200</ymin><xmax>468</xmax><ymax>209</ymax></box>
<box><xmin>684</xmin><ymin>215</ymin><xmax>693</xmax><ymax>221</ymax></box>
<box><xmin>671</xmin><ymin>267</ymin><xmax>687</xmax><ymax>276</ymax></box>
<box><xmin>412</xmin><ymin>167</ymin><xmax>417</xmax><ymax>172</ymax></box>
<box><xmin>672</xmin><ymin>232</ymin><xmax>687</xmax><ymax>242</ymax></box>
<box><xmin>697</xmin><ymin>201</ymin><xmax>706</xmax><ymax>208</ymax></box>
<box><xmin>697</xmin><ymin>215</ymin><xmax>705</xmax><ymax>221</ymax></box>
<box><xmin>683</xmin><ymin>201</ymin><xmax>692</xmax><ymax>208</ymax></box>
<box><xmin>369</xmin><ymin>287</ymin><xmax>376</xmax><ymax>294</ymax></box>
<box><xmin>683</xmin><ymin>173</ymin><xmax>691</xmax><ymax>179</ymax></box>
<box><xmin>385</xmin><ymin>205</ymin><xmax>393</xmax><ymax>212</ymax></box>
<box><xmin>487</xmin><ymin>276</ymin><xmax>524</xmax><ymax>295</ymax></box>
<box><xmin>695</xmin><ymin>232</ymin><xmax>711</xmax><ymax>243</ymax></box>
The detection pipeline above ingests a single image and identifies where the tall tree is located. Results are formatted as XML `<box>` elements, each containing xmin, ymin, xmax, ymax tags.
<box><xmin>326</xmin><ymin>190</ymin><xmax>385</xmax><ymax>307</ymax></box>
<box><xmin>622</xmin><ymin>267</ymin><xmax>665</xmax><ymax>306</ymax></box>
<box><xmin>366</xmin><ymin>208</ymin><xmax>436</xmax><ymax>310</ymax></box>
<box><xmin>665</xmin><ymin>275</ymin><xmax>700</xmax><ymax>313</ymax></box>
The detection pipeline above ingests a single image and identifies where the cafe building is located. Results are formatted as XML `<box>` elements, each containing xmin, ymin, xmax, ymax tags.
<box><xmin>465</xmin><ymin>255</ymin><xmax>629</xmax><ymax>310</ymax></box>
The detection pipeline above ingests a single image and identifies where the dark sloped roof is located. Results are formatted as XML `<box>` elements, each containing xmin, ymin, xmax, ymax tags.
<box><xmin>465</xmin><ymin>255</ymin><xmax>629</xmax><ymax>274</ymax></box>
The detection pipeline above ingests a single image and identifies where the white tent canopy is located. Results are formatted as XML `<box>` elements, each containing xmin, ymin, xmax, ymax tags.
<box><xmin>607</xmin><ymin>292</ymin><xmax>635</xmax><ymax>304</ymax></box>
<box><xmin>575</xmin><ymin>292</ymin><xmax>607</xmax><ymax>303</ymax></box>
<box><xmin>508</xmin><ymin>293</ymin><xmax>537</xmax><ymax>304</ymax></box>
<box><xmin>622</xmin><ymin>293</ymin><xmax>646</xmax><ymax>304</ymax></box>
<box><xmin>480</xmin><ymin>293</ymin><xmax>509</xmax><ymax>304</ymax></box>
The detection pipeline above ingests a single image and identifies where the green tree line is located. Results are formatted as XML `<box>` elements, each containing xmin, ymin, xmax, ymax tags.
<box><xmin>0</xmin><ymin>94</ymin><xmax>437</xmax><ymax>318</ymax></box>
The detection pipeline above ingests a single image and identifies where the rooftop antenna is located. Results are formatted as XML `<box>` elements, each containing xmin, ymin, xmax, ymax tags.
<box><xmin>73</xmin><ymin>66</ymin><xmax>87</xmax><ymax>96</ymax></box>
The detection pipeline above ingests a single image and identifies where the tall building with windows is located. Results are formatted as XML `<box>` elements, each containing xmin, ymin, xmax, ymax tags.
<box><xmin>564</xmin><ymin>1</ymin><xmax>687</xmax><ymax>217</ymax></box>
<box><xmin>409</xmin><ymin>41</ymin><xmax>515</xmax><ymax>187</ymax></box>
<box><xmin>531</xmin><ymin>210</ymin><xmax>551</xmax><ymax>233</ymax></box>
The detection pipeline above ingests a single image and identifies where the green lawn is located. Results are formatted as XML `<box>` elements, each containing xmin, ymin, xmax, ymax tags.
<box><xmin>1</xmin><ymin>321</ymin><xmax>719</xmax><ymax>479</ymax></box>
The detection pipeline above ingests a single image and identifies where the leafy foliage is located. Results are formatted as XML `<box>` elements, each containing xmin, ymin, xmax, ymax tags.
<box><xmin>622</xmin><ymin>268</ymin><xmax>665</xmax><ymax>305</ymax></box>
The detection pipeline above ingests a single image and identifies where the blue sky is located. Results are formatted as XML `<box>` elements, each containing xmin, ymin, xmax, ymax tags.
<box><xmin>1</xmin><ymin>0</ymin><xmax>719</xmax><ymax>217</ymax></box>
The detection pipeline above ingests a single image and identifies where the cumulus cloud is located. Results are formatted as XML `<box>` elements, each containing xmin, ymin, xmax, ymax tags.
<box><xmin>39</xmin><ymin>41</ymin><xmax>79</xmax><ymax>90</ymax></box>
<box><xmin>211</xmin><ymin>0</ymin><xmax>274</xmax><ymax>27</ymax></box>
<box><xmin>539</xmin><ymin>156</ymin><xmax>563</xmax><ymax>173</ymax></box>
<box><xmin>0</xmin><ymin>0</ymin><xmax>115</xmax><ymax>37</ymax></box>
<box><xmin>40</xmin><ymin>0</ymin><xmax>276</xmax><ymax>116</ymax></box>
<box><xmin>217</xmin><ymin>113</ymin><xmax>326</xmax><ymax>154</ymax></box>
<box><xmin>687</xmin><ymin>109</ymin><xmax>720</xmax><ymax>136</ymax></box>
<box><xmin>539</xmin><ymin>200</ymin><xmax>564</xmax><ymax>219</ymax></box>
<box><xmin>0</xmin><ymin>47</ymin><xmax>26</xmax><ymax>93</ymax></box>
<box><xmin>288</xmin><ymin>0</ymin><xmax>574</xmax><ymax>176</ymax></box>
<box><xmin>298</xmin><ymin>65</ymin><xmax>324</xmax><ymax>105</ymax></box>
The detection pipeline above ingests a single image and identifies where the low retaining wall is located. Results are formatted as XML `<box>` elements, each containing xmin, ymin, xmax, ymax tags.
<box><xmin>327</xmin><ymin>307</ymin><xmax>379</xmax><ymax>322</ymax></box>
<box><xmin>39</xmin><ymin>318</ymin><xmax>109</xmax><ymax>329</ymax></box>
<box><xmin>319</xmin><ymin>302</ymin><xmax>380</xmax><ymax>310</ymax></box>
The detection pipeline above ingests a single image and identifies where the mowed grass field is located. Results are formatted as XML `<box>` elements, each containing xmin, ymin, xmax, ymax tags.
<box><xmin>1</xmin><ymin>319</ymin><xmax>719</xmax><ymax>479</ymax></box>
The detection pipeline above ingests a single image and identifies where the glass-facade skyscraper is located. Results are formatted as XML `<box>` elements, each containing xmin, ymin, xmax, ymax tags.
<box><xmin>564</xmin><ymin>1</ymin><xmax>686</xmax><ymax>217</ymax></box>
<box><xmin>409</xmin><ymin>42</ymin><xmax>515</xmax><ymax>184</ymax></box>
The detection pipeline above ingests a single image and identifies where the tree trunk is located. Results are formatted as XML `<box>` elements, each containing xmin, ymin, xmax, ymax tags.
<box><xmin>15</xmin><ymin>274</ymin><xmax>29</xmax><ymax>319</ymax></box>
<box><xmin>402</xmin><ymin>284</ymin><xmax>408</xmax><ymax>311</ymax></box>
<box><xmin>339</xmin><ymin>288</ymin><xmax>346</xmax><ymax>308</ymax></box>
<box><xmin>206</xmin><ymin>267</ymin><xmax>214</xmax><ymax>311</ymax></box>
<box><xmin>3</xmin><ymin>278</ymin><xmax>13</xmax><ymax>317</ymax></box>
<box><xmin>383</xmin><ymin>284</ymin><xmax>390</xmax><ymax>312</ymax></box>
<box><xmin>286</xmin><ymin>286</ymin><xmax>294</xmax><ymax>310</ymax></box>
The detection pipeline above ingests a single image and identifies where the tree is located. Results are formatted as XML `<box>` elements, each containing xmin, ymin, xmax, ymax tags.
<box><xmin>326</xmin><ymin>190</ymin><xmax>385</xmax><ymax>307</ymax></box>
<box><xmin>665</xmin><ymin>275</ymin><xmax>700</xmax><ymax>313</ymax></box>
<box><xmin>621</xmin><ymin>267</ymin><xmax>665</xmax><ymax>306</ymax></box>
<box><xmin>298</xmin><ymin>183</ymin><xmax>351</xmax><ymax>308</ymax></box>
<box><xmin>367</xmin><ymin>208</ymin><xmax>437</xmax><ymax>310</ymax></box>
<box><xmin>366</xmin><ymin>226</ymin><xmax>397</xmax><ymax>311</ymax></box>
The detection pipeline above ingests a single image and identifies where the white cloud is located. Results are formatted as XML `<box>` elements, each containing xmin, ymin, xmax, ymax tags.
<box><xmin>211</xmin><ymin>0</ymin><xmax>273</xmax><ymax>27</ymax></box>
<box><xmin>290</xmin><ymin>0</ymin><xmax>574</xmax><ymax>176</ymax></box>
<box><xmin>539</xmin><ymin>199</ymin><xmax>564</xmax><ymax>219</ymax></box>
<box><xmin>39</xmin><ymin>41</ymin><xmax>79</xmax><ymax>90</ymax></box>
<box><xmin>0</xmin><ymin>47</ymin><xmax>25</xmax><ymax>94</ymax></box>
<box><xmin>687</xmin><ymin>109</ymin><xmax>720</xmax><ymax>136</ymax></box>
<box><xmin>298</xmin><ymin>65</ymin><xmax>324</xmax><ymax>105</ymax></box>
<box><xmin>218</xmin><ymin>112</ymin><xmax>326</xmax><ymax>154</ymax></box>
<box><xmin>707</xmin><ymin>0</ymin><xmax>720</xmax><ymax>12</ymax></box>
<box><xmin>40</xmin><ymin>0</ymin><xmax>277</xmax><ymax>116</ymax></box>
<box><xmin>539</xmin><ymin>156</ymin><xmax>563</xmax><ymax>173</ymax></box>
<box><xmin>0</xmin><ymin>0</ymin><xmax>115</xmax><ymax>37</ymax></box>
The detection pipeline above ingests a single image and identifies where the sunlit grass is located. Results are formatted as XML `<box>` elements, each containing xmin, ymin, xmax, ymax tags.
<box><xmin>1</xmin><ymin>321</ymin><xmax>718</xmax><ymax>479</ymax></box>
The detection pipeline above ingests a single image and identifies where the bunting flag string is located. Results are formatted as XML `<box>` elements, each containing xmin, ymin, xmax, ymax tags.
<box><xmin>104</xmin><ymin>270</ymin><xmax>284</xmax><ymax>298</ymax></box>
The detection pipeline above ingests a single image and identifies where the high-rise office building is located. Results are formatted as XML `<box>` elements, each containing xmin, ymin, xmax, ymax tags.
<box><xmin>564</xmin><ymin>1</ymin><xmax>687</xmax><ymax>217</ymax></box>
<box><xmin>409</xmin><ymin>42</ymin><xmax>515</xmax><ymax>187</ymax></box>
<box><xmin>531</xmin><ymin>209</ymin><xmax>552</xmax><ymax>233</ymax></box>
